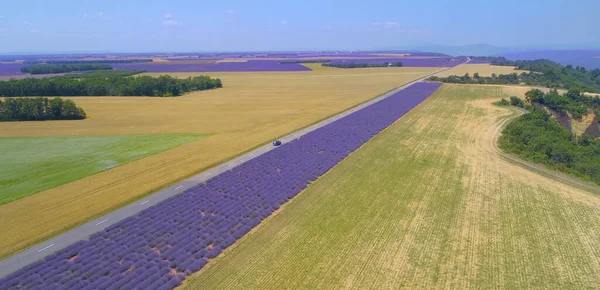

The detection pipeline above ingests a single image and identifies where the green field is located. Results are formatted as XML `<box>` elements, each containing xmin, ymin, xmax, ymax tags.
<box><xmin>182</xmin><ymin>84</ymin><xmax>600</xmax><ymax>289</ymax></box>
<box><xmin>0</xmin><ymin>134</ymin><xmax>204</xmax><ymax>205</ymax></box>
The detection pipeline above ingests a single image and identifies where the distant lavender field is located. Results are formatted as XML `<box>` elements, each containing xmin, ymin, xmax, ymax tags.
<box><xmin>328</xmin><ymin>57</ymin><xmax>466</xmax><ymax>67</ymax></box>
<box><xmin>0</xmin><ymin>63</ymin><xmax>26</xmax><ymax>76</ymax></box>
<box><xmin>0</xmin><ymin>53</ymin><xmax>466</xmax><ymax>77</ymax></box>
<box><xmin>111</xmin><ymin>60</ymin><xmax>311</xmax><ymax>72</ymax></box>
<box><xmin>501</xmin><ymin>50</ymin><xmax>600</xmax><ymax>70</ymax></box>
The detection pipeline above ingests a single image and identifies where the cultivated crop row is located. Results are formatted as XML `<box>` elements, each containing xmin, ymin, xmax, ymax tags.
<box><xmin>0</xmin><ymin>82</ymin><xmax>442</xmax><ymax>290</ymax></box>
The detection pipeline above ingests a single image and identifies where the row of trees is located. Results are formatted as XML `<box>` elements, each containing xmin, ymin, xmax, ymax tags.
<box><xmin>432</xmin><ymin>58</ymin><xmax>600</xmax><ymax>93</ymax></box>
<box><xmin>322</xmin><ymin>62</ymin><xmax>403</xmax><ymax>68</ymax></box>
<box><xmin>0</xmin><ymin>71</ymin><xmax>223</xmax><ymax>97</ymax></box>
<box><xmin>500</xmin><ymin>104</ymin><xmax>600</xmax><ymax>185</ymax></box>
<box><xmin>524</xmin><ymin>89</ymin><xmax>598</xmax><ymax>119</ymax></box>
<box><xmin>21</xmin><ymin>64</ymin><xmax>113</xmax><ymax>75</ymax></box>
<box><xmin>24</xmin><ymin>59</ymin><xmax>153</xmax><ymax>64</ymax></box>
<box><xmin>0</xmin><ymin>97</ymin><xmax>86</xmax><ymax>121</ymax></box>
<box><xmin>429</xmin><ymin>72</ymin><xmax>521</xmax><ymax>85</ymax></box>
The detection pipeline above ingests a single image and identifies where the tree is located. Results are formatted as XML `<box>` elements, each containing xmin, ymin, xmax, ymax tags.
<box><xmin>0</xmin><ymin>97</ymin><xmax>86</xmax><ymax>122</ymax></box>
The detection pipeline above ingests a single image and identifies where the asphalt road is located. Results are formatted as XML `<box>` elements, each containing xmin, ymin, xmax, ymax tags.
<box><xmin>0</xmin><ymin>63</ymin><xmax>462</xmax><ymax>279</ymax></box>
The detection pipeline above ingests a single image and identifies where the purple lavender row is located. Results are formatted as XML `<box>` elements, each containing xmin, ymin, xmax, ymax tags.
<box><xmin>0</xmin><ymin>82</ymin><xmax>442</xmax><ymax>290</ymax></box>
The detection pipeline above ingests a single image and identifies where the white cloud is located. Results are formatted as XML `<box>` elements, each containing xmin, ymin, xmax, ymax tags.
<box><xmin>281</xmin><ymin>20</ymin><xmax>288</xmax><ymax>25</ymax></box>
<box><xmin>96</xmin><ymin>12</ymin><xmax>110</xmax><ymax>19</ymax></box>
<box><xmin>164</xmin><ymin>13</ymin><xmax>173</xmax><ymax>18</ymax></box>
<box><xmin>24</xmin><ymin>21</ymin><xmax>33</xmax><ymax>26</ymax></box>
<box><xmin>372</xmin><ymin>21</ymin><xmax>399</xmax><ymax>28</ymax></box>
<box><xmin>227</xmin><ymin>10</ymin><xmax>235</xmax><ymax>14</ymax></box>
<box><xmin>30</xmin><ymin>28</ymin><xmax>40</xmax><ymax>33</ymax></box>
<box><xmin>163</xmin><ymin>20</ymin><xmax>182</xmax><ymax>26</ymax></box>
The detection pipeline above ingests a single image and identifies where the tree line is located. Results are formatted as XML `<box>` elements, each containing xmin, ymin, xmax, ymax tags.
<box><xmin>24</xmin><ymin>59</ymin><xmax>153</xmax><ymax>64</ymax></box>
<box><xmin>499</xmin><ymin>89</ymin><xmax>600</xmax><ymax>185</ymax></box>
<box><xmin>0</xmin><ymin>71</ymin><xmax>223</xmax><ymax>97</ymax></box>
<box><xmin>322</xmin><ymin>62</ymin><xmax>403</xmax><ymax>68</ymax></box>
<box><xmin>0</xmin><ymin>97</ymin><xmax>86</xmax><ymax>121</ymax></box>
<box><xmin>429</xmin><ymin>59</ymin><xmax>600</xmax><ymax>93</ymax></box>
<box><xmin>21</xmin><ymin>64</ymin><xmax>113</xmax><ymax>75</ymax></box>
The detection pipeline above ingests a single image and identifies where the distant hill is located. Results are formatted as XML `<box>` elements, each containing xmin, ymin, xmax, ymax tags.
<box><xmin>500</xmin><ymin>50</ymin><xmax>600</xmax><ymax>70</ymax></box>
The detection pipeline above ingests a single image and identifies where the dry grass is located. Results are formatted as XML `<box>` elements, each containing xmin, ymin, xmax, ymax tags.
<box><xmin>435</xmin><ymin>64</ymin><xmax>529</xmax><ymax>77</ymax></box>
<box><xmin>0</xmin><ymin>67</ymin><xmax>441</xmax><ymax>258</ymax></box>
<box><xmin>182</xmin><ymin>84</ymin><xmax>600</xmax><ymax>289</ymax></box>
<box><xmin>301</xmin><ymin>63</ymin><xmax>338</xmax><ymax>71</ymax></box>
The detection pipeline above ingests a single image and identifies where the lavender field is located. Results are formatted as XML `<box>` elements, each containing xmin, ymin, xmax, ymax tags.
<box><xmin>0</xmin><ymin>64</ymin><xmax>26</xmax><ymax>76</ymax></box>
<box><xmin>111</xmin><ymin>60</ymin><xmax>311</xmax><ymax>72</ymax></box>
<box><xmin>0</xmin><ymin>52</ymin><xmax>463</xmax><ymax>77</ymax></box>
<box><xmin>0</xmin><ymin>82</ymin><xmax>442</xmax><ymax>290</ymax></box>
<box><xmin>328</xmin><ymin>57</ymin><xmax>466</xmax><ymax>67</ymax></box>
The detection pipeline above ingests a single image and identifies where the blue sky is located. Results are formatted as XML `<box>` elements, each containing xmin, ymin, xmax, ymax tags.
<box><xmin>0</xmin><ymin>0</ymin><xmax>598</xmax><ymax>53</ymax></box>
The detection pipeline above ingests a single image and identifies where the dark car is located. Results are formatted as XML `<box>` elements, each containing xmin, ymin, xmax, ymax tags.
<box><xmin>272</xmin><ymin>140</ymin><xmax>282</xmax><ymax>146</ymax></box>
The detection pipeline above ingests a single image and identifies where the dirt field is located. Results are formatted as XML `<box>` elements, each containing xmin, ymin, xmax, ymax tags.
<box><xmin>182</xmin><ymin>84</ymin><xmax>600</xmax><ymax>289</ymax></box>
<box><xmin>435</xmin><ymin>64</ymin><xmax>528</xmax><ymax>77</ymax></box>
<box><xmin>0</xmin><ymin>67</ymin><xmax>441</xmax><ymax>258</ymax></box>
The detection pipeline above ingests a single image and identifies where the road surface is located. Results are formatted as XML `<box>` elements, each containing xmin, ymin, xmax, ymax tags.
<box><xmin>0</xmin><ymin>62</ymin><xmax>463</xmax><ymax>278</ymax></box>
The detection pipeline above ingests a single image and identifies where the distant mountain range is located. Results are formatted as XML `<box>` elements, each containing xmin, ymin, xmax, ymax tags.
<box><xmin>387</xmin><ymin>44</ymin><xmax>600</xmax><ymax>70</ymax></box>
<box><xmin>500</xmin><ymin>50</ymin><xmax>600</xmax><ymax>70</ymax></box>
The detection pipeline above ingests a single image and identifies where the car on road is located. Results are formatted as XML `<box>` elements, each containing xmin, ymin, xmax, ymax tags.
<box><xmin>272</xmin><ymin>140</ymin><xmax>282</xmax><ymax>146</ymax></box>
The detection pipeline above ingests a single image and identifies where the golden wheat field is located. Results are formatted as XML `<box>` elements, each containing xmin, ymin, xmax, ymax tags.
<box><xmin>0</xmin><ymin>67</ymin><xmax>441</xmax><ymax>258</ymax></box>
<box><xmin>435</xmin><ymin>63</ymin><xmax>528</xmax><ymax>77</ymax></box>
<box><xmin>182</xmin><ymin>84</ymin><xmax>600</xmax><ymax>289</ymax></box>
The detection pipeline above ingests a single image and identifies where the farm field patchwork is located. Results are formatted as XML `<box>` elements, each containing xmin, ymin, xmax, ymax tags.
<box><xmin>0</xmin><ymin>67</ymin><xmax>441</xmax><ymax>258</ymax></box>
<box><xmin>182</xmin><ymin>84</ymin><xmax>600</xmax><ymax>289</ymax></box>
<box><xmin>434</xmin><ymin>63</ymin><xmax>528</xmax><ymax>77</ymax></box>
<box><xmin>0</xmin><ymin>83</ymin><xmax>442</xmax><ymax>289</ymax></box>
<box><xmin>0</xmin><ymin>134</ymin><xmax>203</xmax><ymax>205</ymax></box>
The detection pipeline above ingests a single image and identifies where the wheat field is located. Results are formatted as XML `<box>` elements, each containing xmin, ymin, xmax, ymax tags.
<box><xmin>435</xmin><ymin>63</ymin><xmax>528</xmax><ymax>77</ymax></box>
<box><xmin>0</xmin><ymin>67</ymin><xmax>440</xmax><ymax>258</ymax></box>
<box><xmin>181</xmin><ymin>84</ymin><xmax>600</xmax><ymax>289</ymax></box>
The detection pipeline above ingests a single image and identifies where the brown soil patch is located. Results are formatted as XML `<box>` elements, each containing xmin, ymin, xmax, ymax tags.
<box><xmin>125</xmin><ymin>265</ymin><xmax>136</xmax><ymax>274</ymax></box>
<box><xmin>584</xmin><ymin>113</ymin><xmax>600</xmax><ymax>138</ymax></box>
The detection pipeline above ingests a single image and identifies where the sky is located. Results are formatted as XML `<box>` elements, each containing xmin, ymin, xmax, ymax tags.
<box><xmin>0</xmin><ymin>0</ymin><xmax>598</xmax><ymax>53</ymax></box>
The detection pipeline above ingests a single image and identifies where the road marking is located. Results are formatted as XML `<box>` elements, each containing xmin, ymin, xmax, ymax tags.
<box><xmin>37</xmin><ymin>244</ymin><xmax>54</xmax><ymax>252</ymax></box>
<box><xmin>95</xmin><ymin>219</ymin><xmax>108</xmax><ymax>226</ymax></box>
<box><xmin>175</xmin><ymin>185</ymin><xmax>183</xmax><ymax>190</ymax></box>
<box><xmin>140</xmin><ymin>200</ymin><xmax>149</xmax><ymax>205</ymax></box>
